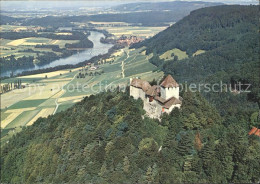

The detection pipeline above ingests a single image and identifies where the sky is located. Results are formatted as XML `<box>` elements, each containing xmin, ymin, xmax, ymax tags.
<box><xmin>0</xmin><ymin>0</ymin><xmax>258</xmax><ymax>11</ymax></box>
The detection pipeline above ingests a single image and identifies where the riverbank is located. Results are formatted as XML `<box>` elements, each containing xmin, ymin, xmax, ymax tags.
<box><xmin>1</xmin><ymin>31</ymin><xmax>113</xmax><ymax>77</ymax></box>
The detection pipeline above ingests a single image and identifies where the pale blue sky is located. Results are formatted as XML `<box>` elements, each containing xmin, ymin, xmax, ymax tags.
<box><xmin>0</xmin><ymin>0</ymin><xmax>258</xmax><ymax>11</ymax></box>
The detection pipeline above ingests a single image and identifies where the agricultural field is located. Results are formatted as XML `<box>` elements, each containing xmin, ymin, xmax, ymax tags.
<box><xmin>61</xmin><ymin>47</ymin><xmax>161</xmax><ymax>99</ymax></box>
<box><xmin>0</xmin><ymin>68</ymin><xmax>78</xmax><ymax>144</ymax></box>
<box><xmin>0</xmin><ymin>37</ymin><xmax>79</xmax><ymax>58</ymax></box>
<box><xmin>1</xmin><ymin>47</ymin><xmax>163</xmax><ymax>145</ymax></box>
<box><xmin>96</xmin><ymin>26</ymin><xmax>167</xmax><ymax>38</ymax></box>
<box><xmin>0</xmin><ymin>25</ymin><xmax>34</xmax><ymax>32</ymax></box>
<box><xmin>0</xmin><ymin>25</ymin><xmax>80</xmax><ymax>59</ymax></box>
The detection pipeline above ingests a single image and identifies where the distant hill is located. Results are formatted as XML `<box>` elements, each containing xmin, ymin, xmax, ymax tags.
<box><xmin>22</xmin><ymin>1</ymin><xmax>224</xmax><ymax>27</ymax></box>
<box><xmin>0</xmin><ymin>15</ymin><xmax>22</xmax><ymax>25</ymax></box>
<box><xmin>133</xmin><ymin>5</ymin><xmax>258</xmax><ymax>56</ymax></box>
<box><xmin>132</xmin><ymin>5</ymin><xmax>259</xmax><ymax>117</ymax></box>
<box><xmin>112</xmin><ymin>1</ymin><xmax>224</xmax><ymax>11</ymax></box>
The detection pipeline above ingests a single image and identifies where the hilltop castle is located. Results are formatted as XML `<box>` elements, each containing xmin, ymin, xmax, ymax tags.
<box><xmin>130</xmin><ymin>75</ymin><xmax>182</xmax><ymax>119</ymax></box>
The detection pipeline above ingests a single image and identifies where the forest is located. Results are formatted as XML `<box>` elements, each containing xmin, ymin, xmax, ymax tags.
<box><xmin>1</xmin><ymin>89</ymin><xmax>259</xmax><ymax>183</ymax></box>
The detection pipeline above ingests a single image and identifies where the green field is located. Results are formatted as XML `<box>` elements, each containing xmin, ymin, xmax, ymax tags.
<box><xmin>5</xmin><ymin>110</ymin><xmax>40</xmax><ymax>129</ymax></box>
<box><xmin>159</xmin><ymin>48</ymin><xmax>188</xmax><ymax>61</ymax></box>
<box><xmin>8</xmin><ymin>99</ymin><xmax>46</xmax><ymax>109</ymax></box>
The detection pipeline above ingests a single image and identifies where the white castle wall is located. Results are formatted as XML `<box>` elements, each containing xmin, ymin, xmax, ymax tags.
<box><xmin>130</xmin><ymin>86</ymin><xmax>145</xmax><ymax>100</ymax></box>
<box><xmin>130</xmin><ymin>78</ymin><xmax>181</xmax><ymax>119</ymax></box>
<box><xmin>160</xmin><ymin>86</ymin><xmax>179</xmax><ymax>100</ymax></box>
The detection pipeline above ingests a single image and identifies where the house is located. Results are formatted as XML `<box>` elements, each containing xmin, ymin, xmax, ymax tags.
<box><xmin>90</xmin><ymin>66</ymin><xmax>97</xmax><ymax>71</ymax></box>
<box><xmin>130</xmin><ymin>75</ymin><xmax>182</xmax><ymax>119</ymax></box>
<box><xmin>248</xmin><ymin>127</ymin><xmax>260</xmax><ymax>137</ymax></box>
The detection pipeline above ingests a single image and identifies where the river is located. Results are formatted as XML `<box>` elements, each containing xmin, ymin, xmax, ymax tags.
<box><xmin>1</xmin><ymin>31</ymin><xmax>113</xmax><ymax>77</ymax></box>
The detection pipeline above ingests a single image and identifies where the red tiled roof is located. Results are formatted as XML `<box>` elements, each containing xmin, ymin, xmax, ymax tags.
<box><xmin>146</xmin><ymin>85</ymin><xmax>160</xmax><ymax>96</ymax></box>
<box><xmin>160</xmin><ymin>75</ymin><xmax>179</xmax><ymax>88</ymax></box>
<box><xmin>130</xmin><ymin>78</ymin><xmax>151</xmax><ymax>92</ymax></box>
<box><xmin>155</xmin><ymin>96</ymin><xmax>167</xmax><ymax>103</ymax></box>
<box><xmin>154</xmin><ymin>96</ymin><xmax>181</xmax><ymax>108</ymax></box>
<box><xmin>255</xmin><ymin>129</ymin><xmax>260</xmax><ymax>137</ymax></box>
<box><xmin>248</xmin><ymin>127</ymin><xmax>258</xmax><ymax>135</ymax></box>
<box><xmin>163</xmin><ymin>97</ymin><xmax>182</xmax><ymax>109</ymax></box>
<box><xmin>248</xmin><ymin>127</ymin><xmax>260</xmax><ymax>137</ymax></box>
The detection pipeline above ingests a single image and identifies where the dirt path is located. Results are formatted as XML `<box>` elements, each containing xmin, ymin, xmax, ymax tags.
<box><xmin>121</xmin><ymin>50</ymin><xmax>129</xmax><ymax>79</ymax></box>
<box><xmin>53</xmin><ymin>72</ymin><xmax>78</xmax><ymax>115</ymax></box>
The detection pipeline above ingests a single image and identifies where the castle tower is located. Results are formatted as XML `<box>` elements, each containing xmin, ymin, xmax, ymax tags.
<box><xmin>160</xmin><ymin>75</ymin><xmax>179</xmax><ymax>100</ymax></box>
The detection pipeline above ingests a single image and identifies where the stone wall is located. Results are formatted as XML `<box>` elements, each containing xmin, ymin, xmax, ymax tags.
<box><xmin>143</xmin><ymin>97</ymin><xmax>163</xmax><ymax>119</ymax></box>
<box><xmin>130</xmin><ymin>86</ymin><xmax>145</xmax><ymax>100</ymax></box>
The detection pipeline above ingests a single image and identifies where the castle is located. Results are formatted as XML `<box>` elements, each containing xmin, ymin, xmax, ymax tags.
<box><xmin>130</xmin><ymin>75</ymin><xmax>182</xmax><ymax>119</ymax></box>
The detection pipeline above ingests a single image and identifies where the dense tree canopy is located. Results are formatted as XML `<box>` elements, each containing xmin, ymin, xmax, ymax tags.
<box><xmin>2</xmin><ymin>91</ymin><xmax>259</xmax><ymax>183</ymax></box>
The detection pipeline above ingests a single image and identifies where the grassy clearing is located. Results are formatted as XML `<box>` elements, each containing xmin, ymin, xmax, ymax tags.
<box><xmin>160</xmin><ymin>48</ymin><xmax>188</xmax><ymax>61</ymax></box>
<box><xmin>193</xmin><ymin>50</ymin><xmax>206</xmax><ymax>56</ymax></box>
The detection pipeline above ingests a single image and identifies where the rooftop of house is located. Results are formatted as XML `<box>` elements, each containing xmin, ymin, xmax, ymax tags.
<box><xmin>130</xmin><ymin>75</ymin><xmax>179</xmax><ymax>91</ymax></box>
<box><xmin>249</xmin><ymin>127</ymin><xmax>260</xmax><ymax>137</ymax></box>
<box><xmin>130</xmin><ymin>78</ymin><xmax>151</xmax><ymax>92</ymax></box>
<box><xmin>160</xmin><ymin>75</ymin><xmax>179</xmax><ymax>88</ymax></box>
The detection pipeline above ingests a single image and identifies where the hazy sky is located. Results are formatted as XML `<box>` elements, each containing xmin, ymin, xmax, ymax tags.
<box><xmin>0</xmin><ymin>0</ymin><xmax>258</xmax><ymax>11</ymax></box>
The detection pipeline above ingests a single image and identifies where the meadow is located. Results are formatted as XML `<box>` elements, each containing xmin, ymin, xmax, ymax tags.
<box><xmin>159</xmin><ymin>48</ymin><xmax>189</xmax><ymax>61</ymax></box>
